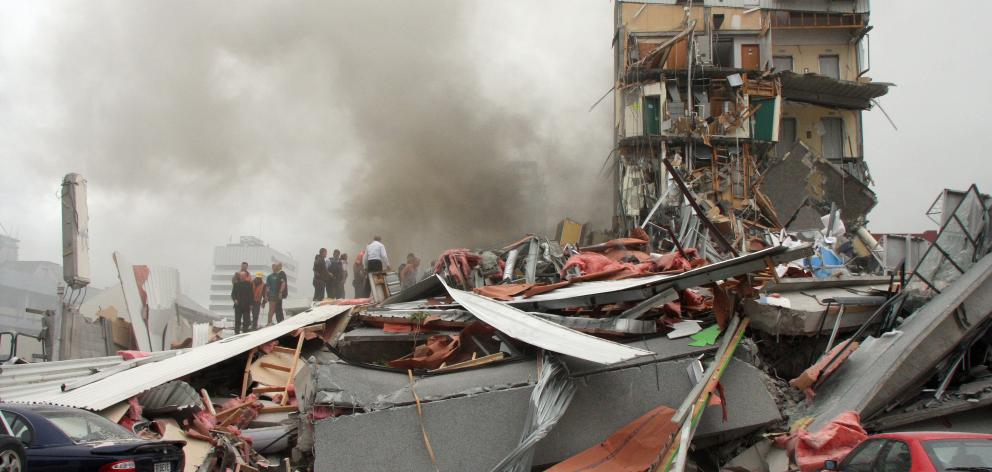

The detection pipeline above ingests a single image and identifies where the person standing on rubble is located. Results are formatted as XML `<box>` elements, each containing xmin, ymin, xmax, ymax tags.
<box><xmin>231</xmin><ymin>262</ymin><xmax>253</xmax><ymax>334</ymax></box>
<box><xmin>363</xmin><ymin>236</ymin><xmax>390</xmax><ymax>273</ymax></box>
<box><xmin>400</xmin><ymin>253</ymin><xmax>421</xmax><ymax>289</ymax></box>
<box><xmin>363</xmin><ymin>236</ymin><xmax>390</xmax><ymax>296</ymax></box>
<box><xmin>328</xmin><ymin>249</ymin><xmax>345</xmax><ymax>298</ymax></box>
<box><xmin>249</xmin><ymin>272</ymin><xmax>266</xmax><ymax>330</ymax></box>
<box><xmin>312</xmin><ymin>248</ymin><xmax>333</xmax><ymax>302</ymax></box>
<box><xmin>353</xmin><ymin>250</ymin><xmax>367</xmax><ymax>298</ymax></box>
<box><xmin>264</xmin><ymin>262</ymin><xmax>287</xmax><ymax>326</ymax></box>
<box><xmin>339</xmin><ymin>253</ymin><xmax>349</xmax><ymax>298</ymax></box>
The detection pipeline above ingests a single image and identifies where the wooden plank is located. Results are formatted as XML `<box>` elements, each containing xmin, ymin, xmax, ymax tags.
<box><xmin>281</xmin><ymin>331</ymin><xmax>307</xmax><ymax>406</ymax></box>
<box><xmin>259</xmin><ymin>405</ymin><xmax>298</xmax><ymax>413</ymax></box>
<box><xmin>272</xmin><ymin>346</ymin><xmax>297</xmax><ymax>354</ymax></box>
<box><xmin>252</xmin><ymin>386</ymin><xmax>286</xmax><ymax>394</ymax></box>
<box><xmin>219</xmin><ymin>408</ymin><xmax>244</xmax><ymax>427</ymax></box>
<box><xmin>429</xmin><ymin>353</ymin><xmax>505</xmax><ymax>373</ymax></box>
<box><xmin>215</xmin><ymin>403</ymin><xmax>246</xmax><ymax>421</ymax></box>
<box><xmin>199</xmin><ymin>388</ymin><xmax>216</xmax><ymax>416</ymax></box>
<box><xmin>240</xmin><ymin>347</ymin><xmax>257</xmax><ymax>399</ymax></box>
<box><xmin>260</xmin><ymin>362</ymin><xmax>292</xmax><ymax>373</ymax></box>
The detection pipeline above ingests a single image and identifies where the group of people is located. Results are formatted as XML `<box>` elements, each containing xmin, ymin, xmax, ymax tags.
<box><xmin>317</xmin><ymin>236</ymin><xmax>390</xmax><ymax>300</ymax></box>
<box><xmin>312</xmin><ymin>236</ymin><xmax>426</xmax><ymax>301</ymax></box>
<box><xmin>230</xmin><ymin>261</ymin><xmax>289</xmax><ymax>334</ymax></box>
<box><xmin>225</xmin><ymin>236</ymin><xmax>434</xmax><ymax>333</ymax></box>
<box><xmin>312</xmin><ymin>248</ymin><xmax>349</xmax><ymax>301</ymax></box>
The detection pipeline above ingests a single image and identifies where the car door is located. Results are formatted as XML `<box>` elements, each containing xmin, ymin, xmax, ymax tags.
<box><xmin>0</xmin><ymin>410</ymin><xmax>81</xmax><ymax>472</ymax></box>
<box><xmin>839</xmin><ymin>438</ymin><xmax>887</xmax><ymax>471</ymax></box>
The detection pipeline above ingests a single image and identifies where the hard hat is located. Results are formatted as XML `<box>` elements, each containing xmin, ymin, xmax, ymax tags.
<box><xmin>255</xmin><ymin>272</ymin><xmax>264</xmax><ymax>278</ymax></box>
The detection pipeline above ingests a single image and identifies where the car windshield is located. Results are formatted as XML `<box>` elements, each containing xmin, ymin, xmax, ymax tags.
<box><xmin>41</xmin><ymin>409</ymin><xmax>137</xmax><ymax>443</ymax></box>
<box><xmin>923</xmin><ymin>439</ymin><xmax>992</xmax><ymax>471</ymax></box>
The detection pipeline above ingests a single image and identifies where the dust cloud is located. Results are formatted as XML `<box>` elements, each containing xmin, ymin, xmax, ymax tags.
<box><xmin>2</xmin><ymin>1</ymin><xmax>612</xmax><ymax>298</ymax></box>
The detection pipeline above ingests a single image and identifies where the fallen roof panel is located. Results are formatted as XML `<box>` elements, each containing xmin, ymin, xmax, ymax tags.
<box><xmin>507</xmin><ymin>245</ymin><xmax>812</xmax><ymax>313</ymax></box>
<box><xmin>4</xmin><ymin>304</ymin><xmax>352</xmax><ymax>411</ymax></box>
<box><xmin>779</xmin><ymin>71</ymin><xmax>892</xmax><ymax>109</ymax></box>
<box><xmin>441</xmin><ymin>278</ymin><xmax>652</xmax><ymax>365</ymax></box>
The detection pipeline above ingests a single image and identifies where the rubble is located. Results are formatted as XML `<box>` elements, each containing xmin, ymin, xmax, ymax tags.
<box><xmin>4</xmin><ymin>4</ymin><xmax>992</xmax><ymax>471</ymax></box>
<box><xmin>5</xmin><ymin>179</ymin><xmax>992</xmax><ymax>472</ymax></box>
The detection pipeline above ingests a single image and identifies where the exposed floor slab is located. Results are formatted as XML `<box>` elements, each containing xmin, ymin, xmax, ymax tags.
<box><xmin>312</xmin><ymin>358</ymin><xmax>780</xmax><ymax>471</ymax></box>
<box><xmin>800</xmin><ymin>252</ymin><xmax>992</xmax><ymax>431</ymax></box>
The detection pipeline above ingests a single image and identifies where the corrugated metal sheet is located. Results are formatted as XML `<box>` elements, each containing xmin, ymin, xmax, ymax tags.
<box><xmin>442</xmin><ymin>280</ymin><xmax>652</xmax><ymax>365</ymax></box>
<box><xmin>0</xmin><ymin>351</ymin><xmax>180</xmax><ymax>403</ymax></box>
<box><xmin>3</xmin><ymin>304</ymin><xmax>351</xmax><ymax>410</ymax></box>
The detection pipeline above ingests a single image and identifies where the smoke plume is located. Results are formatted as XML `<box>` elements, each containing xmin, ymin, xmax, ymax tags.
<box><xmin>1</xmin><ymin>1</ymin><xmax>612</xmax><ymax>299</ymax></box>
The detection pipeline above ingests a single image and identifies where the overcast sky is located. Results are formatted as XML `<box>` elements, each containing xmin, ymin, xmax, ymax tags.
<box><xmin>1</xmin><ymin>1</ymin><xmax>989</xmax><ymax>305</ymax></box>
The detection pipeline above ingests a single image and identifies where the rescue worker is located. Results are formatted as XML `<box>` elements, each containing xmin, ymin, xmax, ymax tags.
<box><xmin>353</xmin><ymin>250</ymin><xmax>368</xmax><ymax>298</ymax></box>
<box><xmin>231</xmin><ymin>262</ymin><xmax>253</xmax><ymax>334</ymax></box>
<box><xmin>312</xmin><ymin>248</ymin><xmax>333</xmax><ymax>302</ymax></box>
<box><xmin>339</xmin><ymin>253</ymin><xmax>350</xmax><ymax>298</ymax></box>
<box><xmin>400</xmin><ymin>253</ymin><xmax>421</xmax><ymax>289</ymax></box>
<box><xmin>363</xmin><ymin>236</ymin><xmax>388</xmax><ymax>297</ymax></box>
<box><xmin>328</xmin><ymin>249</ymin><xmax>345</xmax><ymax>299</ymax></box>
<box><xmin>265</xmin><ymin>262</ymin><xmax>288</xmax><ymax>326</ymax></box>
<box><xmin>250</xmin><ymin>272</ymin><xmax>266</xmax><ymax>330</ymax></box>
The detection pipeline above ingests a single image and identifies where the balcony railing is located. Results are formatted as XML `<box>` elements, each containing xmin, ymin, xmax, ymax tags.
<box><xmin>770</xmin><ymin>11</ymin><xmax>866</xmax><ymax>29</ymax></box>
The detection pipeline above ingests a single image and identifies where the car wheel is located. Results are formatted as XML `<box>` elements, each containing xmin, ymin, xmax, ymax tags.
<box><xmin>0</xmin><ymin>437</ymin><xmax>25</xmax><ymax>472</ymax></box>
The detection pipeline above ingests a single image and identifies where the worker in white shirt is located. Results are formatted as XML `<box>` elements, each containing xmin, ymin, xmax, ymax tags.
<box><xmin>363</xmin><ymin>236</ymin><xmax>390</xmax><ymax>273</ymax></box>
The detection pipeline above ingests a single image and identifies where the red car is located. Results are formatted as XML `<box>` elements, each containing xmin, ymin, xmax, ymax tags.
<box><xmin>824</xmin><ymin>431</ymin><xmax>992</xmax><ymax>471</ymax></box>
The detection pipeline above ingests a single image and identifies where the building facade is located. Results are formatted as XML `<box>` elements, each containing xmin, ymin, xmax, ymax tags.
<box><xmin>208</xmin><ymin>236</ymin><xmax>298</xmax><ymax>320</ymax></box>
<box><xmin>612</xmin><ymin>0</ymin><xmax>889</xmax><ymax>254</ymax></box>
<box><xmin>0</xmin><ymin>234</ymin><xmax>60</xmax><ymax>360</ymax></box>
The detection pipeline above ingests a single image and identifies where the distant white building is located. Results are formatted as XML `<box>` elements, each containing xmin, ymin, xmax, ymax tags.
<box><xmin>0</xmin><ymin>234</ymin><xmax>60</xmax><ymax>360</ymax></box>
<box><xmin>209</xmin><ymin>236</ymin><xmax>298</xmax><ymax>321</ymax></box>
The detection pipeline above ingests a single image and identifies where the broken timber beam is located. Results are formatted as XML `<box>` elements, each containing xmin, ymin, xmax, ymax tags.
<box><xmin>661</xmin><ymin>157</ymin><xmax>739</xmax><ymax>257</ymax></box>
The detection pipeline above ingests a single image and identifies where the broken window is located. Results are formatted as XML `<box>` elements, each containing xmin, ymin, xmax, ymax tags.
<box><xmin>821</xmin><ymin>117</ymin><xmax>844</xmax><ymax>159</ymax></box>
<box><xmin>773</xmin><ymin>55</ymin><xmax>793</xmax><ymax>73</ymax></box>
<box><xmin>819</xmin><ymin>54</ymin><xmax>840</xmax><ymax>80</ymax></box>
<box><xmin>857</xmin><ymin>34</ymin><xmax>871</xmax><ymax>76</ymax></box>
<box><xmin>714</xmin><ymin>37</ymin><xmax>734</xmax><ymax>68</ymax></box>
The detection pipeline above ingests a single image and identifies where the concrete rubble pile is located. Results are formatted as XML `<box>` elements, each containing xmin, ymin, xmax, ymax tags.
<box><xmin>1</xmin><ymin>184</ymin><xmax>990</xmax><ymax>471</ymax></box>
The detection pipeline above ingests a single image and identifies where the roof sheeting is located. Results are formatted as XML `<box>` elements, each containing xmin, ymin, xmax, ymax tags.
<box><xmin>505</xmin><ymin>245</ymin><xmax>803</xmax><ymax>305</ymax></box>
<box><xmin>441</xmin><ymin>279</ymin><xmax>652</xmax><ymax>365</ymax></box>
<box><xmin>779</xmin><ymin>71</ymin><xmax>891</xmax><ymax>109</ymax></box>
<box><xmin>3</xmin><ymin>304</ymin><xmax>352</xmax><ymax>411</ymax></box>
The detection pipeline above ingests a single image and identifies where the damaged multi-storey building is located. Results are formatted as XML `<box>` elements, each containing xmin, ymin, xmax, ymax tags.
<box><xmin>612</xmin><ymin>0</ymin><xmax>890</xmax><ymax>255</ymax></box>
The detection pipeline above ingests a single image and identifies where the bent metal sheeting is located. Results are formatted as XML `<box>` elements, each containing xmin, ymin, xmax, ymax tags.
<box><xmin>7</xmin><ymin>304</ymin><xmax>352</xmax><ymax>411</ymax></box>
<box><xmin>441</xmin><ymin>277</ymin><xmax>652</xmax><ymax>365</ymax></box>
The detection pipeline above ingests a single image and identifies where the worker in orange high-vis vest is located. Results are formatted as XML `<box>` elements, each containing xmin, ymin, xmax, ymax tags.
<box><xmin>250</xmin><ymin>272</ymin><xmax>267</xmax><ymax>331</ymax></box>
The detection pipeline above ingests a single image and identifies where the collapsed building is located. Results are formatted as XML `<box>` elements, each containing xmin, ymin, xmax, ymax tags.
<box><xmin>611</xmin><ymin>0</ymin><xmax>890</xmax><ymax>259</ymax></box>
<box><xmin>1</xmin><ymin>182</ymin><xmax>989</xmax><ymax>472</ymax></box>
<box><xmin>4</xmin><ymin>2</ymin><xmax>992</xmax><ymax>472</ymax></box>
